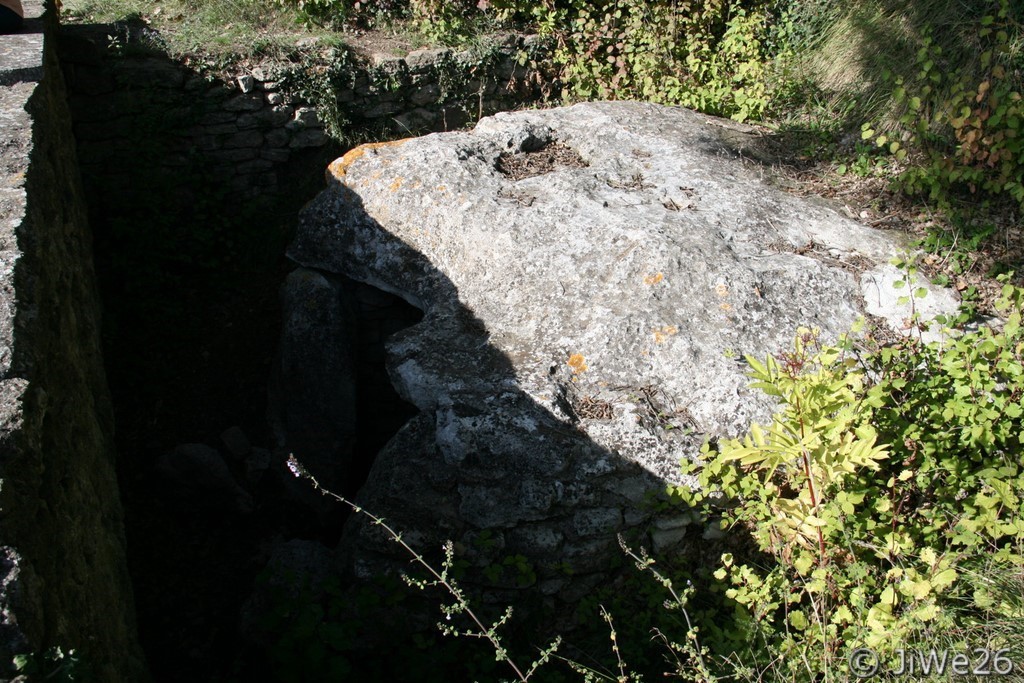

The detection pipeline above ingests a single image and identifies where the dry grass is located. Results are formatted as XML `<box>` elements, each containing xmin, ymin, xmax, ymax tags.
<box><xmin>60</xmin><ymin>0</ymin><xmax>421</xmax><ymax>58</ymax></box>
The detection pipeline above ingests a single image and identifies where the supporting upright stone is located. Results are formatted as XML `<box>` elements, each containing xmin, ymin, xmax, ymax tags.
<box><xmin>269</xmin><ymin>268</ymin><xmax>358</xmax><ymax>495</ymax></box>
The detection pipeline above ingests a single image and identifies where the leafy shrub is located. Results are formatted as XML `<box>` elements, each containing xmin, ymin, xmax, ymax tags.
<box><xmin>274</xmin><ymin>0</ymin><xmax>407</xmax><ymax>28</ymax></box>
<box><xmin>273</xmin><ymin>0</ymin><xmax>352</xmax><ymax>27</ymax></box>
<box><xmin>863</xmin><ymin>0</ymin><xmax>1024</xmax><ymax>210</ymax></box>
<box><xmin>671</xmin><ymin>276</ymin><xmax>1024</xmax><ymax>680</ymax></box>
<box><xmin>409</xmin><ymin>0</ymin><xmax>478</xmax><ymax>45</ymax></box>
<box><xmin>532</xmin><ymin>0</ymin><xmax>787</xmax><ymax>121</ymax></box>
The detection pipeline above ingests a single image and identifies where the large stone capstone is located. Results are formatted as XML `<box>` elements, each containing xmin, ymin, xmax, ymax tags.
<box><xmin>283</xmin><ymin>101</ymin><xmax>956</xmax><ymax>598</ymax></box>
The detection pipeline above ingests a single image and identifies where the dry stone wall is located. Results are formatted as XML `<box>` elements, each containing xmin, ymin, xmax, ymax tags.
<box><xmin>58</xmin><ymin>27</ymin><xmax>553</xmax><ymax>207</ymax></box>
<box><xmin>0</xmin><ymin>1</ymin><xmax>146</xmax><ymax>679</ymax></box>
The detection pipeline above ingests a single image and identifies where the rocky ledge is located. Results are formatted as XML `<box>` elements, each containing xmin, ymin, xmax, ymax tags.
<box><xmin>280</xmin><ymin>101</ymin><xmax>957</xmax><ymax>601</ymax></box>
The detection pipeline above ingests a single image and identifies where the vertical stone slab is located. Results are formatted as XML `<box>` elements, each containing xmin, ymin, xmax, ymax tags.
<box><xmin>269</xmin><ymin>268</ymin><xmax>358</xmax><ymax>495</ymax></box>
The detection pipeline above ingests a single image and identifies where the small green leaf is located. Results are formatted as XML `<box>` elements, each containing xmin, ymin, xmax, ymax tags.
<box><xmin>932</xmin><ymin>568</ymin><xmax>957</xmax><ymax>590</ymax></box>
<box><xmin>834</xmin><ymin>605</ymin><xmax>854</xmax><ymax>624</ymax></box>
<box><xmin>907</xmin><ymin>578</ymin><xmax>932</xmax><ymax>599</ymax></box>
<box><xmin>789</xmin><ymin>610</ymin><xmax>808</xmax><ymax>630</ymax></box>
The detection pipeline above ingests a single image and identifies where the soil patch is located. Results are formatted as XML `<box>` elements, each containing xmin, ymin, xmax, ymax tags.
<box><xmin>496</xmin><ymin>141</ymin><xmax>588</xmax><ymax>180</ymax></box>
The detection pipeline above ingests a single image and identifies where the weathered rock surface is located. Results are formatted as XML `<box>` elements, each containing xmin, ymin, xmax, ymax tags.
<box><xmin>284</xmin><ymin>102</ymin><xmax>957</xmax><ymax>596</ymax></box>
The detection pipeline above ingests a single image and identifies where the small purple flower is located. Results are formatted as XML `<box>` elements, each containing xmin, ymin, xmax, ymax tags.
<box><xmin>287</xmin><ymin>455</ymin><xmax>305</xmax><ymax>478</ymax></box>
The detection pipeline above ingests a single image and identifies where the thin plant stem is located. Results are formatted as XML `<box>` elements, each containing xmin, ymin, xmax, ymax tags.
<box><xmin>286</xmin><ymin>454</ymin><xmax>539</xmax><ymax>682</ymax></box>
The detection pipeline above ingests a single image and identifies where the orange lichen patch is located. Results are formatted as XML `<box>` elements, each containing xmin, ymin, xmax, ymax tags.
<box><xmin>715</xmin><ymin>283</ymin><xmax>729</xmax><ymax>297</ymax></box>
<box><xmin>1</xmin><ymin>172</ymin><xmax>25</xmax><ymax>188</ymax></box>
<box><xmin>436</xmin><ymin>185</ymin><xmax>448</xmax><ymax>193</ymax></box>
<box><xmin>652</xmin><ymin>325</ymin><xmax>678</xmax><ymax>344</ymax></box>
<box><xmin>719</xmin><ymin>302</ymin><xmax>733</xmax><ymax>312</ymax></box>
<box><xmin>328</xmin><ymin>139</ymin><xmax>412</xmax><ymax>181</ymax></box>
<box><xmin>389</xmin><ymin>177</ymin><xmax>404</xmax><ymax>192</ymax></box>
<box><xmin>643</xmin><ymin>272</ymin><xmax>664</xmax><ymax>286</ymax></box>
<box><xmin>567</xmin><ymin>353</ymin><xmax>588</xmax><ymax>373</ymax></box>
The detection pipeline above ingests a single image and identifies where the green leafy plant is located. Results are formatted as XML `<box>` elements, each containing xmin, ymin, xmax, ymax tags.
<box><xmin>673</xmin><ymin>328</ymin><xmax>895</xmax><ymax>681</ymax></box>
<box><xmin>539</xmin><ymin>0</ymin><xmax>787</xmax><ymax>122</ymax></box>
<box><xmin>867</xmin><ymin>0</ymin><xmax>1024</xmax><ymax>211</ymax></box>
<box><xmin>277</xmin><ymin>46</ymin><xmax>358</xmax><ymax>143</ymax></box>
<box><xmin>409</xmin><ymin>0</ymin><xmax>478</xmax><ymax>45</ymax></box>
<box><xmin>699</xmin><ymin>327</ymin><xmax>889</xmax><ymax>562</ymax></box>
<box><xmin>273</xmin><ymin>0</ymin><xmax>354</xmax><ymax>28</ymax></box>
<box><xmin>835</xmin><ymin>140</ymin><xmax>890</xmax><ymax>177</ymax></box>
<box><xmin>12</xmin><ymin>647</ymin><xmax>87</xmax><ymax>682</ymax></box>
<box><xmin>668</xmin><ymin>278</ymin><xmax>1024</xmax><ymax>680</ymax></box>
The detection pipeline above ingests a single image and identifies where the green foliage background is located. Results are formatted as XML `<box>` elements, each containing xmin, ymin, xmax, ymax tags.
<box><xmin>264</xmin><ymin>0</ymin><xmax>1023</xmax><ymax>215</ymax></box>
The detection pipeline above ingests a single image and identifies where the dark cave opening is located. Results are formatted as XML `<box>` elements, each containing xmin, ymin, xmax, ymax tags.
<box><xmin>100</xmin><ymin>255</ymin><xmax>424</xmax><ymax>681</ymax></box>
<box><xmin>57</xmin><ymin>27</ymin><xmax>427</xmax><ymax>675</ymax></box>
<box><xmin>345</xmin><ymin>277</ymin><xmax>426</xmax><ymax>496</ymax></box>
<box><xmin>72</xmin><ymin>130</ymin><xmax>424</xmax><ymax>679</ymax></box>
